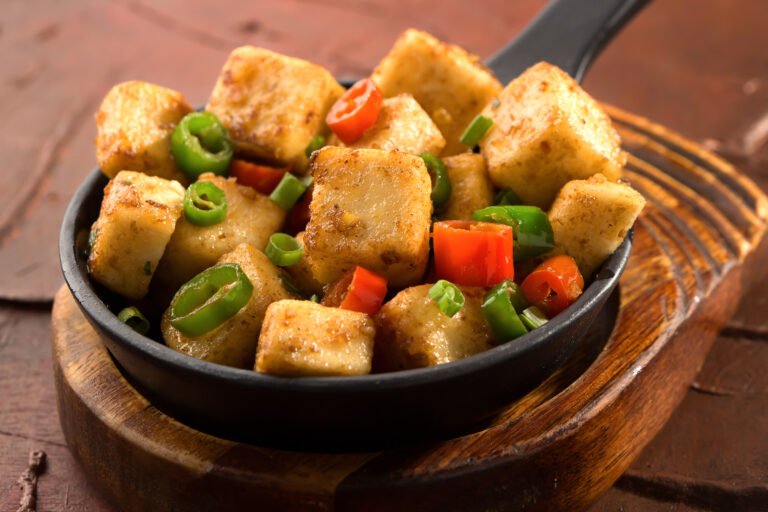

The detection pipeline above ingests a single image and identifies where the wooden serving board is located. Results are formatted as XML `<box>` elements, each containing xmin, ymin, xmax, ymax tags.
<box><xmin>52</xmin><ymin>107</ymin><xmax>767</xmax><ymax>512</ymax></box>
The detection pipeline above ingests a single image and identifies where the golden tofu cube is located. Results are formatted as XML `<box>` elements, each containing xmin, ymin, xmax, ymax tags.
<box><xmin>96</xmin><ymin>81</ymin><xmax>192</xmax><ymax>183</ymax></box>
<box><xmin>283</xmin><ymin>231</ymin><xmax>324</xmax><ymax>296</ymax></box>
<box><xmin>374</xmin><ymin>284</ymin><xmax>494</xmax><ymax>371</ymax></box>
<box><xmin>480</xmin><ymin>62</ymin><xmax>626</xmax><ymax>209</ymax></box>
<box><xmin>440</xmin><ymin>153</ymin><xmax>494</xmax><ymax>220</ymax></box>
<box><xmin>371</xmin><ymin>29</ymin><xmax>502</xmax><ymax>155</ymax></box>
<box><xmin>154</xmin><ymin>173</ymin><xmax>285</xmax><ymax>292</ymax></box>
<box><xmin>162</xmin><ymin>244</ymin><xmax>295</xmax><ymax>368</ymax></box>
<box><xmin>548</xmin><ymin>174</ymin><xmax>646</xmax><ymax>277</ymax></box>
<box><xmin>88</xmin><ymin>171</ymin><xmax>185</xmax><ymax>299</ymax></box>
<box><xmin>305</xmin><ymin>147</ymin><xmax>432</xmax><ymax>287</ymax></box>
<box><xmin>342</xmin><ymin>94</ymin><xmax>445</xmax><ymax>155</ymax></box>
<box><xmin>207</xmin><ymin>46</ymin><xmax>345</xmax><ymax>171</ymax></box>
<box><xmin>255</xmin><ymin>300</ymin><xmax>375</xmax><ymax>376</ymax></box>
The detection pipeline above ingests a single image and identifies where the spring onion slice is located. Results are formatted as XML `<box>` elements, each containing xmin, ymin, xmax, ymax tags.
<box><xmin>420</xmin><ymin>152</ymin><xmax>451</xmax><ymax>212</ymax></box>
<box><xmin>305</xmin><ymin>135</ymin><xmax>326</xmax><ymax>157</ymax></box>
<box><xmin>460</xmin><ymin>114</ymin><xmax>493</xmax><ymax>147</ymax></box>
<box><xmin>269</xmin><ymin>173</ymin><xmax>309</xmax><ymax>210</ymax></box>
<box><xmin>117</xmin><ymin>306</ymin><xmax>150</xmax><ymax>335</ymax></box>
<box><xmin>428</xmin><ymin>279</ymin><xmax>465</xmax><ymax>317</ymax></box>
<box><xmin>265</xmin><ymin>233</ymin><xmax>303</xmax><ymax>267</ymax></box>
<box><xmin>520</xmin><ymin>306</ymin><xmax>549</xmax><ymax>330</ymax></box>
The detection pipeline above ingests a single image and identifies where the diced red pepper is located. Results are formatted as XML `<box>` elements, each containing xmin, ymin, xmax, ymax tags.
<box><xmin>326</xmin><ymin>78</ymin><xmax>382</xmax><ymax>144</ymax></box>
<box><xmin>432</xmin><ymin>220</ymin><xmax>514</xmax><ymax>287</ymax></box>
<box><xmin>322</xmin><ymin>266</ymin><xmax>387</xmax><ymax>316</ymax></box>
<box><xmin>229</xmin><ymin>159</ymin><xmax>287</xmax><ymax>195</ymax></box>
<box><xmin>521</xmin><ymin>255</ymin><xmax>584</xmax><ymax>317</ymax></box>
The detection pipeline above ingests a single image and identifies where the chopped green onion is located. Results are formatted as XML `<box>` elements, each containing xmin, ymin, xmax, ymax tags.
<box><xmin>171</xmin><ymin>112</ymin><xmax>233</xmax><ymax>180</ymax></box>
<box><xmin>265</xmin><ymin>233</ymin><xmax>303</xmax><ymax>267</ymax></box>
<box><xmin>184</xmin><ymin>181</ymin><xmax>228</xmax><ymax>226</ymax></box>
<box><xmin>428</xmin><ymin>279</ymin><xmax>465</xmax><ymax>317</ymax></box>
<box><xmin>472</xmin><ymin>205</ymin><xmax>554</xmax><ymax>262</ymax></box>
<box><xmin>420</xmin><ymin>152</ymin><xmax>451</xmax><ymax>212</ymax></box>
<box><xmin>309</xmin><ymin>294</ymin><xmax>320</xmax><ymax>303</ymax></box>
<box><xmin>460</xmin><ymin>114</ymin><xmax>493</xmax><ymax>147</ymax></box>
<box><xmin>88</xmin><ymin>227</ymin><xmax>98</xmax><ymax>249</ymax></box>
<box><xmin>482</xmin><ymin>281</ymin><xmax>529</xmax><ymax>342</ymax></box>
<box><xmin>494</xmin><ymin>188</ymin><xmax>521</xmax><ymax>206</ymax></box>
<box><xmin>168</xmin><ymin>263</ymin><xmax>253</xmax><ymax>337</ymax></box>
<box><xmin>269</xmin><ymin>173</ymin><xmax>309</xmax><ymax>210</ymax></box>
<box><xmin>118</xmin><ymin>306</ymin><xmax>150</xmax><ymax>335</ymax></box>
<box><xmin>520</xmin><ymin>306</ymin><xmax>549</xmax><ymax>330</ymax></box>
<box><xmin>278</xmin><ymin>271</ymin><xmax>303</xmax><ymax>296</ymax></box>
<box><xmin>305</xmin><ymin>135</ymin><xmax>326</xmax><ymax>158</ymax></box>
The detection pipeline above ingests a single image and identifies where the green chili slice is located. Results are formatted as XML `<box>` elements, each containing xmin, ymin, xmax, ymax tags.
<box><xmin>168</xmin><ymin>263</ymin><xmax>253</xmax><ymax>337</ymax></box>
<box><xmin>118</xmin><ymin>306</ymin><xmax>150</xmax><ymax>336</ymax></box>
<box><xmin>305</xmin><ymin>135</ymin><xmax>326</xmax><ymax>158</ymax></box>
<box><xmin>460</xmin><ymin>114</ymin><xmax>493</xmax><ymax>147</ymax></box>
<box><xmin>420</xmin><ymin>152</ymin><xmax>451</xmax><ymax>212</ymax></box>
<box><xmin>472</xmin><ymin>205</ymin><xmax>554</xmax><ymax>262</ymax></box>
<box><xmin>183</xmin><ymin>181</ymin><xmax>228</xmax><ymax>226</ymax></box>
<box><xmin>520</xmin><ymin>306</ymin><xmax>549</xmax><ymax>330</ymax></box>
<box><xmin>482</xmin><ymin>281</ymin><xmax>528</xmax><ymax>342</ymax></box>
<box><xmin>269</xmin><ymin>173</ymin><xmax>309</xmax><ymax>210</ymax></box>
<box><xmin>171</xmin><ymin>112</ymin><xmax>233</xmax><ymax>180</ymax></box>
<box><xmin>428</xmin><ymin>279</ymin><xmax>465</xmax><ymax>318</ymax></box>
<box><xmin>494</xmin><ymin>188</ymin><xmax>521</xmax><ymax>206</ymax></box>
<box><xmin>265</xmin><ymin>233</ymin><xmax>303</xmax><ymax>267</ymax></box>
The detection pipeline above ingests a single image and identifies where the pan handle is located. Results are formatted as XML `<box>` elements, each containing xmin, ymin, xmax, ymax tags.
<box><xmin>486</xmin><ymin>0</ymin><xmax>650</xmax><ymax>84</ymax></box>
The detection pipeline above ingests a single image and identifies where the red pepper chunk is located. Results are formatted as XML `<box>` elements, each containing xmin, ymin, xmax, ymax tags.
<box><xmin>322</xmin><ymin>266</ymin><xmax>387</xmax><ymax>316</ymax></box>
<box><xmin>229</xmin><ymin>159</ymin><xmax>287</xmax><ymax>195</ymax></box>
<box><xmin>432</xmin><ymin>221</ymin><xmax>514</xmax><ymax>287</ymax></box>
<box><xmin>326</xmin><ymin>78</ymin><xmax>383</xmax><ymax>144</ymax></box>
<box><xmin>521</xmin><ymin>255</ymin><xmax>584</xmax><ymax>317</ymax></box>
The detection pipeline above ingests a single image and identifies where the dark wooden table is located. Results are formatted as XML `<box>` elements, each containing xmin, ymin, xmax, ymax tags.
<box><xmin>2</xmin><ymin>1</ymin><xmax>767</xmax><ymax>510</ymax></box>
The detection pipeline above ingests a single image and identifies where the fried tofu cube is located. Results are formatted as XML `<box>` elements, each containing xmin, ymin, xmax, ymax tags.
<box><xmin>255</xmin><ymin>300</ymin><xmax>375</xmax><ymax>376</ymax></box>
<box><xmin>374</xmin><ymin>284</ymin><xmax>494</xmax><ymax>371</ymax></box>
<box><xmin>207</xmin><ymin>46</ymin><xmax>345</xmax><ymax>171</ymax></box>
<box><xmin>154</xmin><ymin>173</ymin><xmax>285</xmax><ymax>292</ymax></box>
<box><xmin>88</xmin><ymin>171</ymin><xmax>185</xmax><ymax>299</ymax></box>
<box><xmin>548</xmin><ymin>174</ymin><xmax>646</xmax><ymax>277</ymax></box>
<box><xmin>162</xmin><ymin>244</ymin><xmax>295</xmax><ymax>368</ymax></box>
<box><xmin>371</xmin><ymin>29</ymin><xmax>502</xmax><ymax>155</ymax></box>
<box><xmin>341</xmin><ymin>94</ymin><xmax>445</xmax><ymax>155</ymax></box>
<box><xmin>440</xmin><ymin>153</ymin><xmax>494</xmax><ymax>220</ymax></box>
<box><xmin>96</xmin><ymin>81</ymin><xmax>192</xmax><ymax>183</ymax></box>
<box><xmin>283</xmin><ymin>232</ymin><xmax>324</xmax><ymax>296</ymax></box>
<box><xmin>480</xmin><ymin>62</ymin><xmax>626</xmax><ymax>209</ymax></box>
<box><xmin>305</xmin><ymin>147</ymin><xmax>432</xmax><ymax>287</ymax></box>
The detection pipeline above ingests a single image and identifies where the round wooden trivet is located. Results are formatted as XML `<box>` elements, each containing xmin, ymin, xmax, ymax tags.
<box><xmin>52</xmin><ymin>107</ymin><xmax>767</xmax><ymax>511</ymax></box>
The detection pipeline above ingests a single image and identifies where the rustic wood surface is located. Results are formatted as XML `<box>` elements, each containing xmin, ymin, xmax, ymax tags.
<box><xmin>1</xmin><ymin>0</ymin><xmax>767</xmax><ymax>510</ymax></box>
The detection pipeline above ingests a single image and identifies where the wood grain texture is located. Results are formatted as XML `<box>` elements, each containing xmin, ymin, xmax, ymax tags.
<box><xmin>49</xmin><ymin>108</ymin><xmax>767</xmax><ymax>511</ymax></box>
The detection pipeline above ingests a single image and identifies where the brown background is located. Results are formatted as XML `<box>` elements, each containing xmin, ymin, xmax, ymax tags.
<box><xmin>1</xmin><ymin>0</ymin><xmax>767</xmax><ymax>510</ymax></box>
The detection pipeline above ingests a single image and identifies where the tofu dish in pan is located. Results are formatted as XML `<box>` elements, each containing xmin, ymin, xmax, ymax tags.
<box><xmin>87</xmin><ymin>29</ymin><xmax>646</xmax><ymax>377</ymax></box>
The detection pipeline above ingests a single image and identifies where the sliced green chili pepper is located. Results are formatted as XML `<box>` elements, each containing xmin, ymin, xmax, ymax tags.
<box><xmin>171</xmin><ymin>112</ymin><xmax>233</xmax><ymax>180</ymax></box>
<box><xmin>118</xmin><ymin>306</ymin><xmax>150</xmax><ymax>335</ymax></box>
<box><xmin>265</xmin><ymin>233</ymin><xmax>303</xmax><ymax>267</ymax></box>
<box><xmin>305</xmin><ymin>135</ymin><xmax>326</xmax><ymax>158</ymax></box>
<box><xmin>420</xmin><ymin>152</ymin><xmax>451</xmax><ymax>212</ymax></box>
<box><xmin>168</xmin><ymin>263</ymin><xmax>253</xmax><ymax>337</ymax></box>
<box><xmin>472</xmin><ymin>205</ymin><xmax>554</xmax><ymax>262</ymax></box>
<box><xmin>494</xmin><ymin>188</ymin><xmax>521</xmax><ymax>206</ymax></box>
<box><xmin>428</xmin><ymin>279</ymin><xmax>465</xmax><ymax>318</ymax></box>
<box><xmin>183</xmin><ymin>181</ymin><xmax>228</xmax><ymax>226</ymax></box>
<box><xmin>269</xmin><ymin>173</ymin><xmax>309</xmax><ymax>210</ymax></box>
<box><xmin>482</xmin><ymin>280</ymin><xmax>529</xmax><ymax>342</ymax></box>
<box><xmin>520</xmin><ymin>306</ymin><xmax>549</xmax><ymax>330</ymax></box>
<box><xmin>460</xmin><ymin>114</ymin><xmax>493</xmax><ymax>147</ymax></box>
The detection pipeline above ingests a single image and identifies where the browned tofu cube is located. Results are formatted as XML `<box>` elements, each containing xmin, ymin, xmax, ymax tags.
<box><xmin>304</xmin><ymin>147</ymin><xmax>432</xmax><ymax>287</ymax></box>
<box><xmin>154</xmin><ymin>173</ymin><xmax>285</xmax><ymax>292</ymax></box>
<box><xmin>480</xmin><ymin>62</ymin><xmax>626</xmax><ymax>209</ymax></box>
<box><xmin>88</xmin><ymin>171</ymin><xmax>185</xmax><ymax>299</ymax></box>
<box><xmin>207</xmin><ymin>46</ymin><xmax>345</xmax><ymax>171</ymax></box>
<box><xmin>162</xmin><ymin>244</ymin><xmax>295</xmax><ymax>368</ymax></box>
<box><xmin>371</xmin><ymin>29</ymin><xmax>502</xmax><ymax>155</ymax></box>
<box><xmin>440</xmin><ymin>153</ymin><xmax>494</xmax><ymax>220</ymax></box>
<box><xmin>255</xmin><ymin>300</ymin><xmax>375</xmax><ymax>376</ymax></box>
<box><xmin>342</xmin><ymin>94</ymin><xmax>445</xmax><ymax>155</ymax></box>
<box><xmin>374</xmin><ymin>284</ymin><xmax>494</xmax><ymax>371</ymax></box>
<box><xmin>548</xmin><ymin>174</ymin><xmax>646</xmax><ymax>277</ymax></box>
<box><xmin>96</xmin><ymin>81</ymin><xmax>192</xmax><ymax>183</ymax></box>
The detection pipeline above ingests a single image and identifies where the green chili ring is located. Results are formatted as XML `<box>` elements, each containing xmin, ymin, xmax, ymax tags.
<box><xmin>472</xmin><ymin>205</ymin><xmax>554</xmax><ymax>262</ymax></box>
<box><xmin>168</xmin><ymin>263</ymin><xmax>253</xmax><ymax>337</ymax></box>
<box><xmin>118</xmin><ymin>306</ymin><xmax>151</xmax><ymax>335</ymax></box>
<box><xmin>420</xmin><ymin>152</ymin><xmax>451</xmax><ymax>212</ymax></box>
<box><xmin>482</xmin><ymin>280</ymin><xmax>529</xmax><ymax>342</ymax></box>
<box><xmin>266</xmin><ymin>233</ymin><xmax>303</xmax><ymax>267</ymax></box>
<box><xmin>171</xmin><ymin>112</ymin><xmax>233</xmax><ymax>180</ymax></box>
<box><xmin>184</xmin><ymin>181</ymin><xmax>228</xmax><ymax>226</ymax></box>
